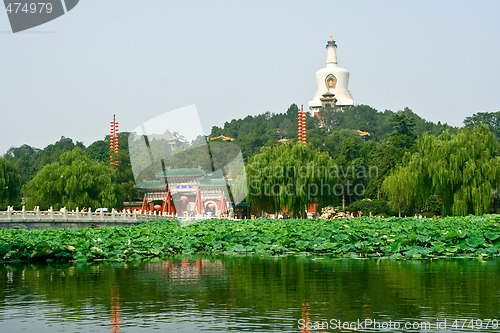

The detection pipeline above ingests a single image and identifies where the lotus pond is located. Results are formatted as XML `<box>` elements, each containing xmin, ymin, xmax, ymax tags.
<box><xmin>1</xmin><ymin>215</ymin><xmax>500</xmax><ymax>262</ymax></box>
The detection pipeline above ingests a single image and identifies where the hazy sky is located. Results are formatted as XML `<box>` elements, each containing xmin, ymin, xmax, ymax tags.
<box><xmin>1</xmin><ymin>0</ymin><xmax>499</xmax><ymax>155</ymax></box>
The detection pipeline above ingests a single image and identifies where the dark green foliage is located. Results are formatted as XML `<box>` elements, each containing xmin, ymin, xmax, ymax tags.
<box><xmin>316</xmin><ymin>105</ymin><xmax>453</xmax><ymax>142</ymax></box>
<box><xmin>424</xmin><ymin>195</ymin><xmax>443</xmax><ymax>215</ymax></box>
<box><xmin>2</xmin><ymin>144</ymin><xmax>39</xmax><ymax>185</ymax></box>
<box><xmin>3</xmin><ymin>136</ymin><xmax>80</xmax><ymax>185</ymax></box>
<box><xmin>464</xmin><ymin>111</ymin><xmax>500</xmax><ymax>141</ymax></box>
<box><xmin>0</xmin><ymin>158</ymin><xmax>21</xmax><ymax>209</ymax></box>
<box><xmin>210</xmin><ymin>104</ymin><xmax>301</xmax><ymax>160</ymax></box>
<box><xmin>22</xmin><ymin>148</ymin><xmax>119</xmax><ymax>210</ymax></box>
<box><xmin>5</xmin><ymin>133</ymin><xmax>141</xmax><ymax>208</ymax></box>
<box><xmin>86</xmin><ymin>140</ymin><xmax>109</xmax><ymax>163</ymax></box>
<box><xmin>389</xmin><ymin>112</ymin><xmax>417</xmax><ymax>149</ymax></box>
<box><xmin>347</xmin><ymin>199</ymin><xmax>390</xmax><ymax>216</ymax></box>
<box><xmin>110</xmin><ymin>133</ymin><xmax>141</xmax><ymax>203</ymax></box>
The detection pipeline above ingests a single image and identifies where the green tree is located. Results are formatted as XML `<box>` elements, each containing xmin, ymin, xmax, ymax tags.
<box><xmin>89</xmin><ymin>132</ymin><xmax>140</xmax><ymax>203</ymax></box>
<box><xmin>347</xmin><ymin>199</ymin><xmax>390</xmax><ymax>216</ymax></box>
<box><xmin>3</xmin><ymin>137</ymin><xmax>83</xmax><ymax>186</ymax></box>
<box><xmin>381</xmin><ymin>165</ymin><xmax>415</xmax><ymax>217</ymax></box>
<box><xmin>464</xmin><ymin>111</ymin><xmax>500</xmax><ymax>141</ymax></box>
<box><xmin>385</xmin><ymin>125</ymin><xmax>500</xmax><ymax>216</ymax></box>
<box><xmin>22</xmin><ymin>148</ymin><xmax>119</xmax><ymax>210</ymax></box>
<box><xmin>0</xmin><ymin>158</ymin><xmax>21</xmax><ymax>209</ymax></box>
<box><xmin>3</xmin><ymin>144</ymin><xmax>39</xmax><ymax>185</ymax></box>
<box><xmin>363</xmin><ymin>141</ymin><xmax>399</xmax><ymax>199</ymax></box>
<box><xmin>86</xmin><ymin>140</ymin><xmax>109</xmax><ymax>163</ymax></box>
<box><xmin>389</xmin><ymin>112</ymin><xmax>416</xmax><ymax>149</ymax></box>
<box><xmin>246</xmin><ymin>142</ymin><xmax>337</xmax><ymax>217</ymax></box>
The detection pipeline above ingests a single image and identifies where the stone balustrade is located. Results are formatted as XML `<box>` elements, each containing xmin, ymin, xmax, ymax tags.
<box><xmin>0</xmin><ymin>206</ymin><xmax>178</xmax><ymax>229</ymax></box>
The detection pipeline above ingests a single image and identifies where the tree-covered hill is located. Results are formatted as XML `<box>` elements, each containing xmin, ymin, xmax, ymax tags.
<box><xmin>3</xmin><ymin>136</ymin><xmax>84</xmax><ymax>186</ymax></box>
<box><xmin>210</xmin><ymin>104</ymin><xmax>456</xmax><ymax>160</ymax></box>
<box><xmin>2</xmin><ymin>133</ymin><xmax>140</xmax><ymax>209</ymax></box>
<box><xmin>1</xmin><ymin>104</ymin><xmax>498</xmax><ymax>216</ymax></box>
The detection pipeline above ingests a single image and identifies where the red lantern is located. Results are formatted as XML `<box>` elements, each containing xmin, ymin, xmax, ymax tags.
<box><xmin>208</xmin><ymin>203</ymin><xmax>215</xmax><ymax>209</ymax></box>
<box><xmin>154</xmin><ymin>204</ymin><xmax>162</xmax><ymax>210</ymax></box>
<box><xmin>180</xmin><ymin>196</ymin><xmax>188</xmax><ymax>202</ymax></box>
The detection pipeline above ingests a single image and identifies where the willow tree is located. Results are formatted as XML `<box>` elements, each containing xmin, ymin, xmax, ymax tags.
<box><xmin>246</xmin><ymin>141</ymin><xmax>338</xmax><ymax>217</ymax></box>
<box><xmin>424</xmin><ymin>125</ymin><xmax>499</xmax><ymax>215</ymax></box>
<box><xmin>384</xmin><ymin>125</ymin><xmax>500</xmax><ymax>216</ymax></box>
<box><xmin>22</xmin><ymin>148</ymin><xmax>119</xmax><ymax>210</ymax></box>
<box><xmin>381</xmin><ymin>165</ymin><xmax>415</xmax><ymax>217</ymax></box>
<box><xmin>0</xmin><ymin>158</ymin><xmax>21</xmax><ymax>209</ymax></box>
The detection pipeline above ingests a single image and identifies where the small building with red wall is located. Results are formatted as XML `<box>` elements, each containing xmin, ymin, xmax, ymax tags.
<box><xmin>135</xmin><ymin>168</ymin><xmax>230</xmax><ymax>216</ymax></box>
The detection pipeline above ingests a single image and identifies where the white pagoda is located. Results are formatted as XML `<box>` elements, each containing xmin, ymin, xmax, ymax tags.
<box><xmin>308</xmin><ymin>36</ymin><xmax>355</xmax><ymax>114</ymax></box>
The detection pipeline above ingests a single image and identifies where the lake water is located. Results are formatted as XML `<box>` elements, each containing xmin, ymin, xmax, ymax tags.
<box><xmin>1</xmin><ymin>256</ymin><xmax>499</xmax><ymax>332</ymax></box>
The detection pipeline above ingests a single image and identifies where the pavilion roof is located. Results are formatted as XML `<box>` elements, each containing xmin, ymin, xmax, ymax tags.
<box><xmin>135</xmin><ymin>176</ymin><xmax>229</xmax><ymax>190</ymax></box>
<box><xmin>209</xmin><ymin>135</ymin><xmax>234</xmax><ymax>142</ymax></box>
<box><xmin>135</xmin><ymin>180</ymin><xmax>165</xmax><ymax>189</ymax></box>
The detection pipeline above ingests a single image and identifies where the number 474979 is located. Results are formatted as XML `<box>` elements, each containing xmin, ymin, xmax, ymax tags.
<box><xmin>452</xmin><ymin>319</ymin><xmax>499</xmax><ymax>330</ymax></box>
<box><xmin>5</xmin><ymin>2</ymin><xmax>53</xmax><ymax>14</ymax></box>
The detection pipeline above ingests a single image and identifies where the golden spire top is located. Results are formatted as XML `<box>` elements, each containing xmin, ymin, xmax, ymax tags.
<box><xmin>330</xmin><ymin>35</ymin><xmax>334</xmax><ymax>41</ymax></box>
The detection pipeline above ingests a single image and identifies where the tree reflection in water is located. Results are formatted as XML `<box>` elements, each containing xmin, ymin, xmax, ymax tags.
<box><xmin>0</xmin><ymin>257</ymin><xmax>499</xmax><ymax>333</ymax></box>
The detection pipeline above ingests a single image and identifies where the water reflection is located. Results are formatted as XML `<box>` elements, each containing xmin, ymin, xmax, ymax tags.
<box><xmin>111</xmin><ymin>286</ymin><xmax>120</xmax><ymax>333</ymax></box>
<box><xmin>143</xmin><ymin>258</ymin><xmax>226</xmax><ymax>282</ymax></box>
<box><xmin>301</xmin><ymin>301</ymin><xmax>311</xmax><ymax>333</ymax></box>
<box><xmin>0</xmin><ymin>257</ymin><xmax>499</xmax><ymax>332</ymax></box>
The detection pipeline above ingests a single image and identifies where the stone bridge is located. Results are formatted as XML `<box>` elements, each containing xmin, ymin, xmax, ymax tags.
<box><xmin>0</xmin><ymin>208</ymin><xmax>177</xmax><ymax>230</ymax></box>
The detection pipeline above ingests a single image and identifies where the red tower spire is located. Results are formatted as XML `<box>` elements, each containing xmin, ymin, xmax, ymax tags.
<box><xmin>301</xmin><ymin>105</ymin><xmax>306</xmax><ymax>145</ymax></box>
<box><xmin>110</xmin><ymin>114</ymin><xmax>119</xmax><ymax>166</ymax></box>
<box><xmin>298</xmin><ymin>105</ymin><xmax>307</xmax><ymax>145</ymax></box>
<box><xmin>298</xmin><ymin>106</ymin><xmax>302</xmax><ymax>142</ymax></box>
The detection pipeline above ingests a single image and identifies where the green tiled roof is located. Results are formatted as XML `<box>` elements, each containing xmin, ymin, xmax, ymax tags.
<box><xmin>135</xmin><ymin>180</ymin><xmax>166</xmax><ymax>189</ymax></box>
<box><xmin>156</xmin><ymin>168</ymin><xmax>206</xmax><ymax>177</ymax></box>
<box><xmin>135</xmin><ymin>177</ymin><xmax>232</xmax><ymax>189</ymax></box>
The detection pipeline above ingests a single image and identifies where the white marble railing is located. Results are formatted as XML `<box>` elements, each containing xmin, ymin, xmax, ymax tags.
<box><xmin>0</xmin><ymin>206</ymin><xmax>177</xmax><ymax>222</ymax></box>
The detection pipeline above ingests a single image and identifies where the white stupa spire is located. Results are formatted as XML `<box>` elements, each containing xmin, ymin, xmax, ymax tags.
<box><xmin>326</xmin><ymin>36</ymin><xmax>338</xmax><ymax>67</ymax></box>
<box><xmin>308</xmin><ymin>36</ymin><xmax>355</xmax><ymax>112</ymax></box>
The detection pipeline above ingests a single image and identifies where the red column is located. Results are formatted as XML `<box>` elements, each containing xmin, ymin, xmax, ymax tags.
<box><xmin>298</xmin><ymin>107</ymin><xmax>302</xmax><ymax>142</ymax></box>
<box><xmin>301</xmin><ymin>105</ymin><xmax>306</xmax><ymax>145</ymax></box>
<box><xmin>109</xmin><ymin>115</ymin><xmax>119</xmax><ymax>166</ymax></box>
<box><xmin>141</xmin><ymin>195</ymin><xmax>147</xmax><ymax>213</ymax></box>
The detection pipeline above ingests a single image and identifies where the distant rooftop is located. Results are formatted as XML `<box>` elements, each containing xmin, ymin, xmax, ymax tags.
<box><xmin>157</xmin><ymin>168</ymin><xmax>206</xmax><ymax>178</ymax></box>
<box><xmin>135</xmin><ymin>176</ymin><xmax>229</xmax><ymax>190</ymax></box>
